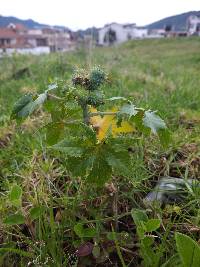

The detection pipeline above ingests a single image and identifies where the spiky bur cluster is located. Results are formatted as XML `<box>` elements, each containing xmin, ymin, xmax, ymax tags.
<box><xmin>72</xmin><ymin>67</ymin><xmax>106</xmax><ymax>91</ymax></box>
<box><xmin>72</xmin><ymin>67</ymin><xmax>106</xmax><ymax>108</ymax></box>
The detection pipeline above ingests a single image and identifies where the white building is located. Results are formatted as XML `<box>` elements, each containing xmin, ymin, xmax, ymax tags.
<box><xmin>98</xmin><ymin>23</ymin><xmax>148</xmax><ymax>46</ymax></box>
<box><xmin>187</xmin><ymin>15</ymin><xmax>200</xmax><ymax>36</ymax></box>
<box><xmin>147</xmin><ymin>29</ymin><xmax>166</xmax><ymax>39</ymax></box>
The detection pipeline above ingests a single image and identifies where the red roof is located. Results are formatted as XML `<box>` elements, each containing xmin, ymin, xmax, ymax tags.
<box><xmin>0</xmin><ymin>28</ymin><xmax>17</xmax><ymax>38</ymax></box>
<box><xmin>7</xmin><ymin>23</ymin><xmax>27</xmax><ymax>31</ymax></box>
<box><xmin>14</xmin><ymin>24</ymin><xmax>27</xmax><ymax>31</ymax></box>
<box><xmin>0</xmin><ymin>29</ymin><xmax>47</xmax><ymax>40</ymax></box>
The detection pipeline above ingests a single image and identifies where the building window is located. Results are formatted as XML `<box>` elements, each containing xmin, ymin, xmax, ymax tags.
<box><xmin>127</xmin><ymin>33</ymin><xmax>132</xmax><ymax>40</ymax></box>
<box><xmin>36</xmin><ymin>38</ymin><xmax>47</xmax><ymax>46</ymax></box>
<box><xmin>104</xmin><ymin>29</ymin><xmax>117</xmax><ymax>45</ymax></box>
<box><xmin>0</xmin><ymin>39</ymin><xmax>11</xmax><ymax>45</ymax></box>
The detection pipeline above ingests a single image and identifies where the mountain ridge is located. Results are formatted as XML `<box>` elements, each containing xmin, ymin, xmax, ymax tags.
<box><xmin>146</xmin><ymin>11</ymin><xmax>200</xmax><ymax>30</ymax></box>
<box><xmin>0</xmin><ymin>15</ymin><xmax>70</xmax><ymax>31</ymax></box>
<box><xmin>0</xmin><ymin>11</ymin><xmax>200</xmax><ymax>33</ymax></box>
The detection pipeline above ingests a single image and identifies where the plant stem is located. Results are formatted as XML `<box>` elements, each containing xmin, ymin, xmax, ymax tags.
<box><xmin>89</xmin><ymin>107</ymin><xmax>144</xmax><ymax>118</ymax></box>
<box><xmin>112</xmin><ymin>225</ymin><xmax>127</xmax><ymax>267</ymax></box>
<box><xmin>64</xmin><ymin>119</ymin><xmax>81</xmax><ymax>124</ymax></box>
<box><xmin>82</xmin><ymin>104</ymin><xmax>90</xmax><ymax>125</ymax></box>
<box><xmin>47</xmin><ymin>94</ymin><xmax>63</xmax><ymax>100</ymax></box>
<box><xmin>89</xmin><ymin>111</ymin><xmax>117</xmax><ymax>117</ymax></box>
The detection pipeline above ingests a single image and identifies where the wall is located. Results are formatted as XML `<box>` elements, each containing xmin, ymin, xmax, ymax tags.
<box><xmin>187</xmin><ymin>15</ymin><xmax>200</xmax><ymax>35</ymax></box>
<box><xmin>98</xmin><ymin>23</ymin><xmax>148</xmax><ymax>45</ymax></box>
<box><xmin>133</xmin><ymin>28</ymin><xmax>148</xmax><ymax>38</ymax></box>
<box><xmin>99</xmin><ymin>23</ymin><xmax>128</xmax><ymax>45</ymax></box>
<box><xmin>0</xmin><ymin>46</ymin><xmax>50</xmax><ymax>56</ymax></box>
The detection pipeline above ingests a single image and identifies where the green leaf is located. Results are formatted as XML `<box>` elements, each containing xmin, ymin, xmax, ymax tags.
<box><xmin>74</xmin><ymin>223</ymin><xmax>97</xmax><ymax>238</ymax></box>
<box><xmin>74</xmin><ymin>223</ymin><xmax>83</xmax><ymax>237</ymax></box>
<box><xmin>46</xmin><ymin>83</ymin><xmax>58</xmax><ymax>92</ymax></box>
<box><xmin>87</xmin><ymin>154</ymin><xmax>112</xmax><ymax>185</ymax></box>
<box><xmin>51</xmin><ymin>138</ymin><xmax>85</xmax><ymax>157</ymax></box>
<box><xmin>130</xmin><ymin>110</ymin><xmax>148</xmax><ymax>133</ymax></box>
<box><xmin>92</xmin><ymin>245</ymin><xmax>101</xmax><ymax>258</ymax></box>
<box><xmin>105</xmin><ymin>150</ymin><xmax>132</xmax><ymax>177</ymax></box>
<box><xmin>161</xmin><ymin>254</ymin><xmax>181</xmax><ymax>267</ymax></box>
<box><xmin>107</xmin><ymin>96</ymin><xmax>127</xmax><ymax>101</ymax></box>
<box><xmin>11</xmin><ymin>94</ymin><xmax>33</xmax><ymax>120</ymax></box>
<box><xmin>145</xmin><ymin>219</ymin><xmax>161</xmax><ymax>232</ymax></box>
<box><xmin>107</xmin><ymin>231</ymin><xmax>116</xmax><ymax>241</ymax></box>
<box><xmin>108</xmin><ymin>136</ymin><xmax>136</xmax><ymax>152</ymax></box>
<box><xmin>79</xmin><ymin>123</ymin><xmax>97</xmax><ymax>144</ymax></box>
<box><xmin>119</xmin><ymin>103</ymin><xmax>138</xmax><ymax>118</ymax></box>
<box><xmin>67</xmin><ymin>155</ymin><xmax>94</xmax><ymax>177</ymax></box>
<box><xmin>131</xmin><ymin>209</ymin><xmax>148</xmax><ymax>227</ymax></box>
<box><xmin>141</xmin><ymin>238</ymin><xmax>159</xmax><ymax>267</ymax></box>
<box><xmin>64</xmin><ymin>101</ymin><xmax>80</xmax><ymax>118</ymax></box>
<box><xmin>29</xmin><ymin>206</ymin><xmax>46</xmax><ymax>220</ymax></box>
<box><xmin>142</xmin><ymin>110</ymin><xmax>171</xmax><ymax>146</ymax></box>
<box><xmin>4</xmin><ymin>214</ymin><xmax>25</xmax><ymax>225</ymax></box>
<box><xmin>9</xmin><ymin>184</ymin><xmax>22</xmax><ymax>204</ymax></box>
<box><xmin>158</xmin><ymin>128</ymin><xmax>171</xmax><ymax>147</ymax></box>
<box><xmin>33</xmin><ymin>92</ymin><xmax>47</xmax><ymax>107</ymax></box>
<box><xmin>143</xmin><ymin>111</ymin><xmax>167</xmax><ymax>134</ymax></box>
<box><xmin>142</xmin><ymin>236</ymin><xmax>154</xmax><ymax>247</ymax></box>
<box><xmin>175</xmin><ymin>232</ymin><xmax>200</xmax><ymax>267</ymax></box>
<box><xmin>45</xmin><ymin>99</ymin><xmax>66</xmax><ymax>122</ymax></box>
<box><xmin>45</xmin><ymin>122</ymin><xmax>64</xmax><ymax>145</ymax></box>
<box><xmin>11</xmin><ymin>92</ymin><xmax>47</xmax><ymax>121</ymax></box>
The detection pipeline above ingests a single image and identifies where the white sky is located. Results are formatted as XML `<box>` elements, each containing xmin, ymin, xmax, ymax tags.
<box><xmin>0</xmin><ymin>0</ymin><xmax>199</xmax><ymax>30</ymax></box>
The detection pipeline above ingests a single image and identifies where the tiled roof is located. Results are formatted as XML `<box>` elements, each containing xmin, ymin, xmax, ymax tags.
<box><xmin>14</xmin><ymin>24</ymin><xmax>27</xmax><ymax>31</ymax></box>
<box><xmin>0</xmin><ymin>29</ymin><xmax>47</xmax><ymax>40</ymax></box>
<box><xmin>0</xmin><ymin>29</ymin><xmax>18</xmax><ymax>38</ymax></box>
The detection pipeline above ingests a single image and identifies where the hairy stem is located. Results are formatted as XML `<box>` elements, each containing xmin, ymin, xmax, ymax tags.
<box><xmin>82</xmin><ymin>104</ymin><xmax>90</xmax><ymax>125</ymax></box>
<box><xmin>47</xmin><ymin>93</ymin><xmax>63</xmax><ymax>100</ymax></box>
<box><xmin>89</xmin><ymin>111</ymin><xmax>117</xmax><ymax>117</ymax></box>
<box><xmin>63</xmin><ymin>119</ymin><xmax>81</xmax><ymax>124</ymax></box>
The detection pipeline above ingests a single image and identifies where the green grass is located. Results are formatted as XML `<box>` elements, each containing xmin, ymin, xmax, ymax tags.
<box><xmin>0</xmin><ymin>37</ymin><xmax>200</xmax><ymax>266</ymax></box>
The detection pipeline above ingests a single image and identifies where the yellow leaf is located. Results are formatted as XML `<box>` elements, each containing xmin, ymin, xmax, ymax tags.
<box><xmin>90</xmin><ymin>108</ymin><xmax>134</xmax><ymax>141</ymax></box>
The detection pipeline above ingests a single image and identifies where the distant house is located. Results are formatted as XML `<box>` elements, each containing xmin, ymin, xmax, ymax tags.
<box><xmin>0</xmin><ymin>23</ymin><xmax>50</xmax><ymax>55</ymax></box>
<box><xmin>42</xmin><ymin>28</ymin><xmax>75</xmax><ymax>52</ymax></box>
<box><xmin>98</xmin><ymin>23</ymin><xmax>148</xmax><ymax>46</ymax></box>
<box><xmin>0</xmin><ymin>23</ymin><xmax>76</xmax><ymax>56</ymax></box>
<box><xmin>187</xmin><ymin>15</ymin><xmax>200</xmax><ymax>36</ymax></box>
<box><xmin>147</xmin><ymin>29</ymin><xmax>166</xmax><ymax>38</ymax></box>
<box><xmin>7</xmin><ymin>23</ymin><xmax>27</xmax><ymax>34</ymax></box>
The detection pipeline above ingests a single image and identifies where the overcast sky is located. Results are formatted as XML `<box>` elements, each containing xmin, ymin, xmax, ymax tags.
<box><xmin>0</xmin><ymin>0</ymin><xmax>199</xmax><ymax>30</ymax></box>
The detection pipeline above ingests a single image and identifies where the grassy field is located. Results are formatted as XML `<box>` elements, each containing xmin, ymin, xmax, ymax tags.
<box><xmin>0</xmin><ymin>37</ymin><xmax>200</xmax><ymax>266</ymax></box>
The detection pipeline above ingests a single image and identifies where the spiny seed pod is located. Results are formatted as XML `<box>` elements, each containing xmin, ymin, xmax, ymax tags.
<box><xmin>72</xmin><ymin>74</ymin><xmax>85</xmax><ymax>87</ymax></box>
<box><xmin>72</xmin><ymin>73</ymin><xmax>92</xmax><ymax>90</ymax></box>
<box><xmin>72</xmin><ymin>67</ymin><xmax>106</xmax><ymax>91</ymax></box>
<box><xmin>87</xmin><ymin>67</ymin><xmax>106</xmax><ymax>91</ymax></box>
